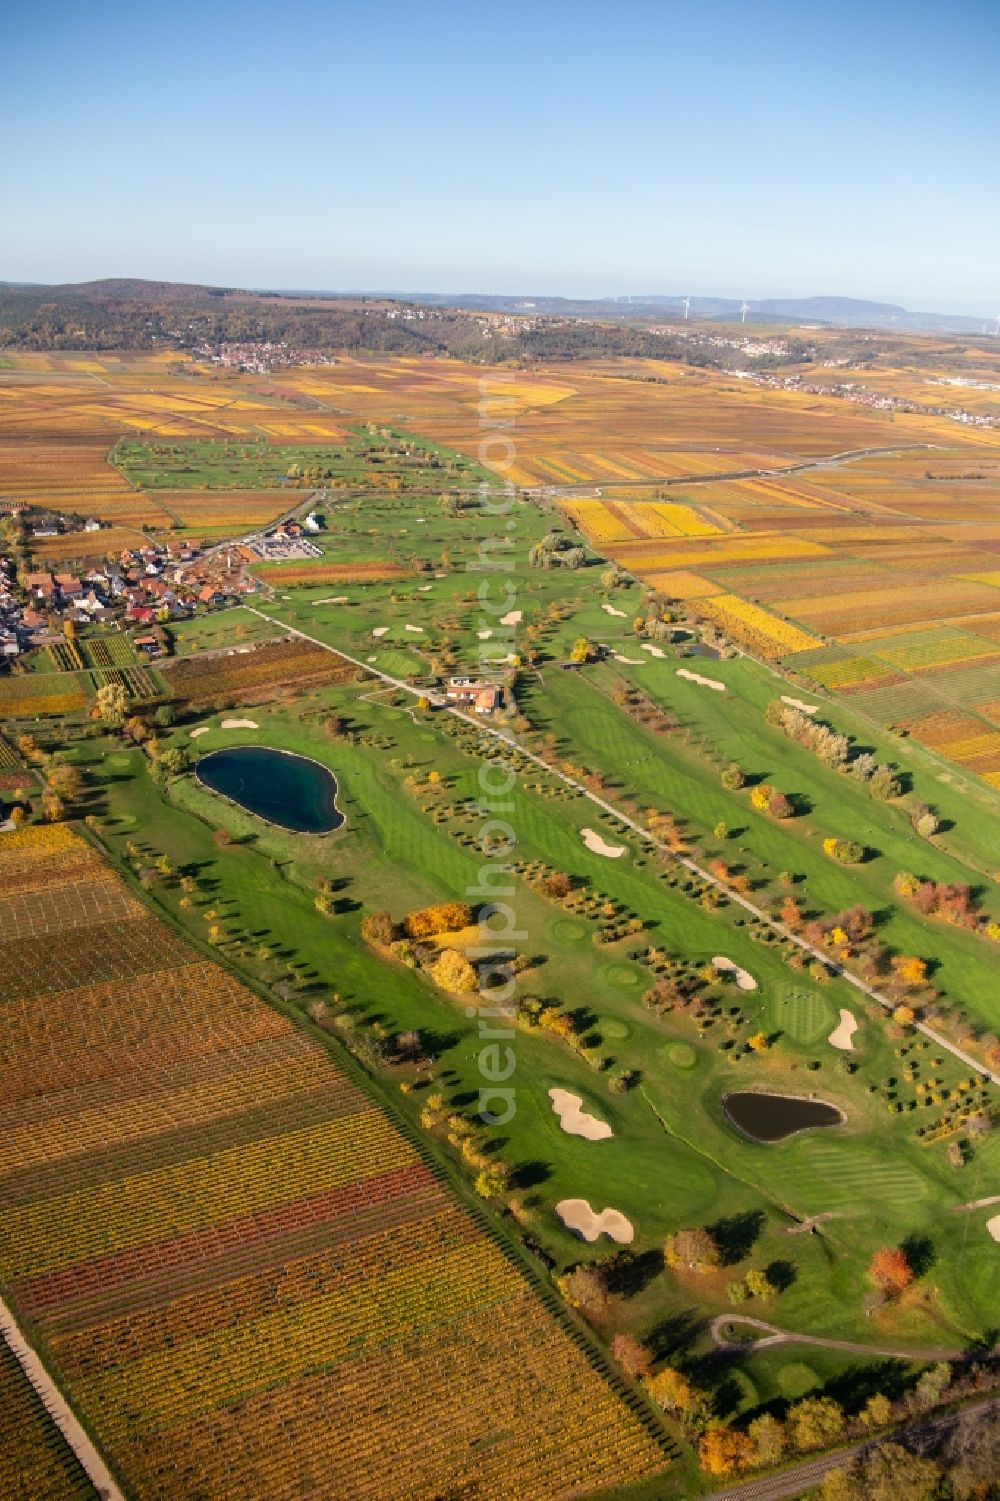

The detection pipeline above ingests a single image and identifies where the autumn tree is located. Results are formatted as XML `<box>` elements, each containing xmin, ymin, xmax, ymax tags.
<box><xmin>890</xmin><ymin>954</ymin><xmax>927</xmax><ymax>991</ymax></box>
<box><xmin>645</xmin><ymin>1366</ymin><xmax>696</xmax><ymax>1415</ymax></box>
<box><xmin>95</xmin><ymin>680</ymin><xmax>128</xmax><ymax>726</ymax></box>
<box><xmin>721</xmin><ymin>762</ymin><xmax>746</xmax><ymax>792</ymax></box>
<box><xmin>745</xmin><ymin>1267</ymin><xmax>774</xmax><ymax>1298</ymax></box>
<box><xmin>787</xmin><ymin>1396</ymin><xmax>845</xmax><ymax>1451</ymax></box>
<box><xmin>698</xmin><ymin>1425</ymin><xmax>753</xmax><ymax>1476</ymax></box>
<box><xmin>45</xmin><ymin>761</ymin><xmax>85</xmax><ymax>803</ymax></box>
<box><xmin>664</xmin><ymin>1226</ymin><xmax>720</xmax><ymax>1273</ymax></box>
<box><xmin>430</xmin><ymin>948</ymin><xmax>478</xmax><ymax>994</ymax></box>
<box><xmin>911</xmin><ymin>1361</ymin><xmax>951</xmax><ymax>1411</ymax></box>
<box><xmin>361</xmin><ymin>910</ymin><xmax>396</xmax><ymax>946</ymax></box>
<box><xmin>559</xmin><ymin>1263</ymin><xmax>607</xmax><ymax>1312</ymax></box>
<box><xmin>474</xmin><ymin>1160</ymin><xmax>510</xmax><ymax>1199</ymax></box>
<box><xmin>859</xmin><ymin>1393</ymin><xmax>892</xmax><ymax>1430</ymax></box>
<box><xmin>610</xmin><ymin>1333</ymin><xmax>652</xmax><ymax>1380</ymax></box>
<box><xmin>819</xmin><ymin>1442</ymin><xmax>939</xmax><ymax>1501</ymax></box>
<box><xmin>868</xmin><ymin>1246</ymin><xmax>914</xmax><ymax>1298</ymax></box>
<box><xmin>403</xmin><ymin>901</ymin><xmax>473</xmax><ymax>939</ymax></box>
<box><xmin>748</xmin><ymin>1413</ymin><xmax>785</xmax><ymax>1467</ymax></box>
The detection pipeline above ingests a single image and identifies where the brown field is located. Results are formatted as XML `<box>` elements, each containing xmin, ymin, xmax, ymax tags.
<box><xmin>253</xmin><ymin>562</ymin><xmax>408</xmax><ymax>586</ymax></box>
<box><xmin>161</xmin><ymin>638</ymin><xmax>356</xmax><ymax>706</ymax></box>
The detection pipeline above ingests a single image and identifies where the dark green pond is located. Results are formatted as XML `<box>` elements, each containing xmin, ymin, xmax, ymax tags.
<box><xmin>196</xmin><ymin>747</ymin><xmax>342</xmax><ymax>834</ymax></box>
<box><xmin>723</xmin><ymin>1091</ymin><xmax>843</xmax><ymax>1143</ymax></box>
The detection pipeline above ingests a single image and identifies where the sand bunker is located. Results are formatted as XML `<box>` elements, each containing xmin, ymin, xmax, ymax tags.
<box><xmin>189</xmin><ymin>726</ymin><xmax>210</xmax><ymax>739</ymax></box>
<box><xmin>557</xmin><ymin>1199</ymin><xmax>634</xmax><ymax>1245</ymax></box>
<box><xmin>405</xmin><ymin>624</ymin><xmax>424</xmax><ymax>634</ymax></box>
<box><xmin>418</xmin><ymin>584</ymin><xmax>433</xmax><ymax>591</ymax></box>
<box><xmin>372</xmin><ymin>626</ymin><xmax>389</xmax><ymax>637</ymax></box>
<box><xmin>548</xmin><ymin>1089</ymin><xmax>613</xmax><ymax>1141</ymax></box>
<box><xmin>713</xmin><ymin>956</ymin><xmax>757</xmax><ymax>991</ymax></box>
<box><xmin>602</xmin><ymin>603</ymin><xmax>627</xmax><ymax>617</ymax></box>
<box><xmin>677</xmin><ymin>668</ymin><xmax>725</xmax><ymax>691</ymax></box>
<box><xmin>477</xmin><ymin>629</ymin><xmax>493</xmax><ymax>640</ymax></box>
<box><xmin>612</xmin><ymin>652</ymin><xmax>644</xmax><ymax>665</ymax></box>
<box><xmin>828</xmin><ymin>1009</ymin><xmax>858</xmax><ymax>1051</ymax></box>
<box><xmin>500</xmin><ymin>609</ymin><xmax>522</xmax><ymax>626</ymax></box>
<box><xmin>312</xmin><ymin>596</ymin><xmax>348</xmax><ymax>605</ymax></box>
<box><xmin>988</xmin><ymin>1215</ymin><xmax>1000</xmax><ymax>1243</ymax></box>
<box><xmin>581</xmin><ymin>827</ymin><xmax>627</xmax><ymax>858</ymax></box>
<box><xmin>781</xmin><ymin>695</ymin><xmax>818</xmax><ymax>714</ymax></box>
<box><xmin>641</xmin><ymin>643</ymin><xmax>666</xmax><ymax>658</ymax></box>
<box><xmin>220</xmin><ymin>719</ymin><xmax>258</xmax><ymax>730</ymax></box>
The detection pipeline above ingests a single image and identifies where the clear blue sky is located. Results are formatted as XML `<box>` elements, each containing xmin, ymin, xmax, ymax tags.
<box><xmin>4</xmin><ymin>0</ymin><xmax>998</xmax><ymax>312</ymax></box>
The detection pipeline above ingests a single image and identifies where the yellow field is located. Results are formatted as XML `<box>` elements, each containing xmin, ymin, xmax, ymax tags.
<box><xmin>697</xmin><ymin>594</ymin><xmax>818</xmax><ymax>656</ymax></box>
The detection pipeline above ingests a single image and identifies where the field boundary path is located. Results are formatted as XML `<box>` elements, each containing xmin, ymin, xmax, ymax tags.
<box><xmin>0</xmin><ymin>1292</ymin><xmax>123</xmax><ymax>1500</ymax></box>
<box><xmin>708</xmin><ymin>1314</ymin><xmax>967</xmax><ymax>1362</ymax></box>
<box><xmin>538</xmin><ymin>443</ymin><xmax>938</xmax><ymax>498</ymax></box>
<box><xmin>242</xmin><ymin>606</ymin><xmax>1000</xmax><ymax>1091</ymax></box>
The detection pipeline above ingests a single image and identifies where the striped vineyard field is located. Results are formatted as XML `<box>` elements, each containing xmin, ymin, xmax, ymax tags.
<box><xmin>82</xmin><ymin>636</ymin><xmax>139</xmax><ymax>670</ymax></box>
<box><xmin>90</xmin><ymin>666</ymin><xmax>159</xmax><ymax>700</ymax></box>
<box><xmin>0</xmin><ymin>825</ymin><xmax>673</xmax><ymax>1500</ymax></box>
<box><xmin>0</xmin><ymin>1338</ymin><xmax>96</xmax><ymax>1501</ymax></box>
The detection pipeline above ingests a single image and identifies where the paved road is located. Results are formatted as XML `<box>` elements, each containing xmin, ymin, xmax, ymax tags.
<box><xmin>0</xmin><ymin>1295</ymin><xmax>123</xmax><ymax>1500</ymax></box>
<box><xmin>243</xmin><ymin>605</ymin><xmax>1000</xmax><ymax>1091</ymax></box>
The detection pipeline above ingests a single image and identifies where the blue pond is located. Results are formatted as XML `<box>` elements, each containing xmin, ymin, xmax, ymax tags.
<box><xmin>196</xmin><ymin>746</ymin><xmax>342</xmax><ymax>834</ymax></box>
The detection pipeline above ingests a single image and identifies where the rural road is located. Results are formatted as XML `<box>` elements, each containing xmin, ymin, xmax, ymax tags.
<box><xmin>0</xmin><ymin>1294</ymin><xmax>123</xmax><ymax>1500</ymax></box>
<box><xmin>700</xmin><ymin>1396</ymin><xmax>998</xmax><ymax>1501</ymax></box>
<box><xmin>243</xmin><ymin>605</ymin><xmax>1000</xmax><ymax>1091</ymax></box>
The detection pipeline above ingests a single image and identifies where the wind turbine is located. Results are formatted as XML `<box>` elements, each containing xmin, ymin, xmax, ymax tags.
<box><xmin>740</xmin><ymin>300</ymin><xmax>749</xmax><ymax>324</ymax></box>
<box><xmin>682</xmin><ymin>297</ymin><xmax>691</xmax><ymax>320</ymax></box>
<box><xmin>994</xmin><ymin>314</ymin><xmax>1000</xmax><ymax>336</ymax></box>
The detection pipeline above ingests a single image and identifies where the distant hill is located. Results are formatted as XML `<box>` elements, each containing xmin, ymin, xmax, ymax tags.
<box><xmin>0</xmin><ymin>276</ymin><xmax>993</xmax><ymax>352</ymax></box>
<box><xmin>383</xmin><ymin>290</ymin><xmax>991</xmax><ymax>335</ymax></box>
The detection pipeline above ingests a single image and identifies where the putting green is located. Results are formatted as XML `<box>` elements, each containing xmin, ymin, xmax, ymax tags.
<box><xmin>600</xmin><ymin>1018</ymin><xmax>630</xmax><ymax>1041</ymax></box>
<box><xmin>601</xmin><ymin>962</ymin><xmax>643</xmax><ymax>988</ymax></box>
<box><xmin>768</xmin><ymin>986</ymin><xmax>834</xmax><ymax>1045</ymax></box>
<box><xmin>665</xmin><ymin>1042</ymin><xmax>698</xmax><ymax>1070</ymax></box>
<box><xmin>550</xmin><ymin>917</ymin><xmax>588</xmax><ymax>943</ymax></box>
<box><xmin>775</xmin><ymin>1361</ymin><xmax>820</xmax><ymax>1398</ymax></box>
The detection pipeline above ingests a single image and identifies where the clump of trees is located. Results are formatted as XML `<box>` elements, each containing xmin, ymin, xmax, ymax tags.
<box><xmin>893</xmin><ymin>872</ymin><xmax>979</xmax><ymax>929</ymax></box>
<box><xmin>765</xmin><ymin>700</ymin><xmax>902</xmax><ymax>799</ymax></box>
<box><xmin>402</xmin><ymin>901</ymin><xmax>473</xmax><ymax>939</ymax></box>
<box><xmin>822</xmin><ymin>836</ymin><xmax>864</xmax><ymax>864</ymax></box>
<box><xmin>749</xmin><ymin>782</ymin><xmax>795</xmax><ymax>818</ymax></box>
<box><xmin>529</xmin><ymin>531</ymin><xmax>586</xmax><ymax>569</ymax></box>
<box><xmin>910</xmin><ymin>802</ymin><xmax>940</xmax><ymax>838</ymax></box>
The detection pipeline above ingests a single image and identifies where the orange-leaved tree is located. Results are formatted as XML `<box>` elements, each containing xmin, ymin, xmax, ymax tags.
<box><xmin>868</xmin><ymin>1246</ymin><xmax>914</xmax><ymax>1298</ymax></box>
<box><xmin>698</xmin><ymin>1425</ymin><xmax>754</xmax><ymax>1475</ymax></box>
